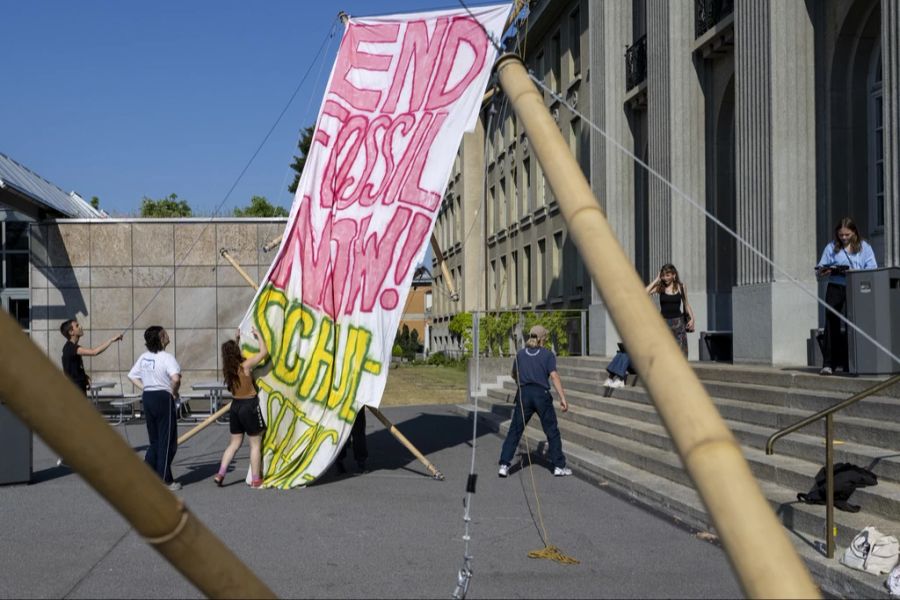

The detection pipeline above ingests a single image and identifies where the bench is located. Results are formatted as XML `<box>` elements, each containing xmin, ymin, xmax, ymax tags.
<box><xmin>699</xmin><ymin>331</ymin><xmax>733</xmax><ymax>362</ymax></box>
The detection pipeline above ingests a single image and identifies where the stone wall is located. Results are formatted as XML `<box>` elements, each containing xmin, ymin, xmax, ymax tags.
<box><xmin>29</xmin><ymin>218</ymin><xmax>286</xmax><ymax>406</ymax></box>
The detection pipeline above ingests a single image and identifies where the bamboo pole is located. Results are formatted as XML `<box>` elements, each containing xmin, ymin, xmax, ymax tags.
<box><xmin>430</xmin><ymin>236</ymin><xmax>459</xmax><ymax>301</ymax></box>
<box><xmin>0</xmin><ymin>312</ymin><xmax>275</xmax><ymax>599</ymax></box>
<box><xmin>223</xmin><ymin>250</ymin><xmax>446</xmax><ymax>480</ymax></box>
<box><xmin>494</xmin><ymin>54</ymin><xmax>818</xmax><ymax>599</ymax></box>
<box><xmin>366</xmin><ymin>406</ymin><xmax>444</xmax><ymax>480</ymax></box>
<box><xmin>220</xmin><ymin>249</ymin><xmax>259</xmax><ymax>289</ymax></box>
<box><xmin>178</xmin><ymin>403</ymin><xmax>231</xmax><ymax>446</ymax></box>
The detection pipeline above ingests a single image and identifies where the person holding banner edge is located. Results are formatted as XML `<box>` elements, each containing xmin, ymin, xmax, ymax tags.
<box><xmin>498</xmin><ymin>324</ymin><xmax>571</xmax><ymax>478</ymax></box>
<box><xmin>214</xmin><ymin>327</ymin><xmax>269</xmax><ymax>488</ymax></box>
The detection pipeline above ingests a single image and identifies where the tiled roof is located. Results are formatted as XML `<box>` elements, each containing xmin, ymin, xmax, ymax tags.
<box><xmin>0</xmin><ymin>153</ymin><xmax>103</xmax><ymax>218</ymax></box>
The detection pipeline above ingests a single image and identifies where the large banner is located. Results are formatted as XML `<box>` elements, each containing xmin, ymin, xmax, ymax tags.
<box><xmin>238</xmin><ymin>4</ymin><xmax>510</xmax><ymax>488</ymax></box>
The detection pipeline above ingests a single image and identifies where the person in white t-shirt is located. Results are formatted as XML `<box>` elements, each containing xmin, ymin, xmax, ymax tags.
<box><xmin>128</xmin><ymin>326</ymin><xmax>182</xmax><ymax>491</ymax></box>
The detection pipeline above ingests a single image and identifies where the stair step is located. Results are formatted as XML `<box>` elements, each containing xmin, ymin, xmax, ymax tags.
<box><xmin>461</xmin><ymin>400</ymin><xmax>893</xmax><ymax>599</ymax></box>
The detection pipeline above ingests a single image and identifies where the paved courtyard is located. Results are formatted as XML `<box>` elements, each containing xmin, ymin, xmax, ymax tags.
<box><xmin>0</xmin><ymin>404</ymin><xmax>741</xmax><ymax>598</ymax></box>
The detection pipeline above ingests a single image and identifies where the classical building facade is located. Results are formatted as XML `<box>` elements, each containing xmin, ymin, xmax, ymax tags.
<box><xmin>431</xmin><ymin>0</ymin><xmax>899</xmax><ymax>365</ymax></box>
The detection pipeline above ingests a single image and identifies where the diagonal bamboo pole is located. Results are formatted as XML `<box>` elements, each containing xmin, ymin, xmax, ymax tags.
<box><xmin>219</xmin><ymin>250</ymin><xmax>445</xmax><ymax>480</ymax></box>
<box><xmin>494</xmin><ymin>54</ymin><xmax>818</xmax><ymax>598</ymax></box>
<box><xmin>0</xmin><ymin>312</ymin><xmax>275</xmax><ymax>599</ymax></box>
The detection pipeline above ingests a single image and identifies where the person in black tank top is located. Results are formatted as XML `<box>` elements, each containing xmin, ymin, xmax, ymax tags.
<box><xmin>604</xmin><ymin>263</ymin><xmax>695</xmax><ymax>388</ymax></box>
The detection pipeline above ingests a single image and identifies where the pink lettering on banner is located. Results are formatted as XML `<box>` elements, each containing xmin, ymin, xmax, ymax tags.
<box><xmin>381</xmin><ymin>18</ymin><xmax>450</xmax><ymax>114</ymax></box>
<box><xmin>343</xmin><ymin>208</ymin><xmax>412</xmax><ymax>314</ymax></box>
<box><xmin>425</xmin><ymin>17</ymin><xmax>489</xmax><ymax>111</ymax></box>
<box><xmin>269</xmin><ymin>14</ymin><xmax>492</xmax><ymax>317</ymax></box>
<box><xmin>331</xmin><ymin>23</ymin><xmax>399</xmax><ymax>112</ymax></box>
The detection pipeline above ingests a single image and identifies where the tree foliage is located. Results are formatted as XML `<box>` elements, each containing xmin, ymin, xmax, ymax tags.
<box><xmin>90</xmin><ymin>196</ymin><xmax>100</xmax><ymax>210</ymax></box>
<box><xmin>233</xmin><ymin>195</ymin><xmax>288</xmax><ymax>217</ymax></box>
<box><xmin>448</xmin><ymin>310</ymin><xmax>573</xmax><ymax>358</ymax></box>
<box><xmin>140</xmin><ymin>193</ymin><xmax>193</xmax><ymax>218</ymax></box>
<box><xmin>288</xmin><ymin>125</ymin><xmax>315</xmax><ymax>194</ymax></box>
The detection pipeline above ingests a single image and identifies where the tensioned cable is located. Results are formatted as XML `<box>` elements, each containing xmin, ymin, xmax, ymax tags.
<box><xmin>272</xmin><ymin>25</ymin><xmax>341</xmax><ymax>207</ymax></box>
<box><xmin>125</xmin><ymin>18</ymin><xmax>340</xmax><ymax>334</ymax></box>
<box><xmin>527</xmin><ymin>73</ymin><xmax>900</xmax><ymax>370</ymax></box>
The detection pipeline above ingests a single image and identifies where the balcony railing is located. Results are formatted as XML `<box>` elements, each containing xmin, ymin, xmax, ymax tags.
<box><xmin>695</xmin><ymin>0</ymin><xmax>734</xmax><ymax>38</ymax></box>
<box><xmin>625</xmin><ymin>34</ymin><xmax>647</xmax><ymax>91</ymax></box>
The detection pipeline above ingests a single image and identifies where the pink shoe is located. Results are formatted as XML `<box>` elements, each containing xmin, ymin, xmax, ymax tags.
<box><xmin>250</xmin><ymin>478</ymin><xmax>263</xmax><ymax>489</ymax></box>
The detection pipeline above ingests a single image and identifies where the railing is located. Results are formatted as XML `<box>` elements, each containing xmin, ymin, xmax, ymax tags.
<box><xmin>766</xmin><ymin>373</ymin><xmax>900</xmax><ymax>558</ymax></box>
<box><xmin>625</xmin><ymin>34</ymin><xmax>647</xmax><ymax>91</ymax></box>
<box><xmin>695</xmin><ymin>0</ymin><xmax>734</xmax><ymax>38</ymax></box>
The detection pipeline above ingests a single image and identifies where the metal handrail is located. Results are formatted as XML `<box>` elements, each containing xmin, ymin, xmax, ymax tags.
<box><xmin>766</xmin><ymin>372</ymin><xmax>900</xmax><ymax>558</ymax></box>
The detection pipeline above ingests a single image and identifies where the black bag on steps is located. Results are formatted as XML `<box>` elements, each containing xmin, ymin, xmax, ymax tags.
<box><xmin>797</xmin><ymin>462</ymin><xmax>878</xmax><ymax>513</ymax></box>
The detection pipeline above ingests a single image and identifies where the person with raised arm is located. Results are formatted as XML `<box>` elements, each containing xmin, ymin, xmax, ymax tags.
<box><xmin>214</xmin><ymin>327</ymin><xmax>269</xmax><ymax>488</ymax></box>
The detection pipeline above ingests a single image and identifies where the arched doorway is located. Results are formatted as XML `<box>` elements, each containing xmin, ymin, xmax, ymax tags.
<box><xmin>826</xmin><ymin>0</ymin><xmax>882</xmax><ymax>257</ymax></box>
<box><xmin>707</xmin><ymin>76</ymin><xmax>736</xmax><ymax>331</ymax></box>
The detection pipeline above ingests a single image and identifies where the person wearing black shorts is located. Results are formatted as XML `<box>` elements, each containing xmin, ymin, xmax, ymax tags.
<box><xmin>214</xmin><ymin>327</ymin><xmax>269</xmax><ymax>488</ymax></box>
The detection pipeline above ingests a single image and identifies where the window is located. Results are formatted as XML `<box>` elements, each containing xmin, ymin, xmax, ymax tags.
<box><xmin>523</xmin><ymin>245</ymin><xmax>532</xmax><ymax>305</ymax></box>
<box><xmin>869</xmin><ymin>49</ymin><xmax>884</xmax><ymax>231</ymax></box>
<box><xmin>499</xmin><ymin>177</ymin><xmax>507</xmax><ymax>227</ymax></box>
<box><xmin>490</xmin><ymin>259</ymin><xmax>497</xmax><ymax>303</ymax></box>
<box><xmin>488</xmin><ymin>185</ymin><xmax>496</xmax><ymax>233</ymax></box>
<box><xmin>551</xmin><ymin>231</ymin><xmax>563</xmax><ymax>297</ymax></box>
<box><xmin>498</xmin><ymin>255</ymin><xmax>508</xmax><ymax>308</ymax></box>
<box><xmin>537</xmin><ymin>239</ymin><xmax>546</xmax><ymax>302</ymax></box>
<box><xmin>1</xmin><ymin>221</ymin><xmax>30</xmax><ymax>291</ymax></box>
<box><xmin>510</xmin><ymin>167</ymin><xmax>519</xmax><ymax>222</ymax></box>
<box><xmin>523</xmin><ymin>158</ymin><xmax>532</xmax><ymax>214</ymax></box>
<box><xmin>550</xmin><ymin>32</ymin><xmax>561</xmax><ymax>92</ymax></box>
<box><xmin>511</xmin><ymin>251</ymin><xmax>519</xmax><ymax>306</ymax></box>
<box><xmin>570</xmin><ymin>9</ymin><xmax>581</xmax><ymax>77</ymax></box>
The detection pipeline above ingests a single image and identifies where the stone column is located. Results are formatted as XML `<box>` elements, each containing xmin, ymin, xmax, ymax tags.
<box><xmin>461</xmin><ymin>123</ymin><xmax>486</xmax><ymax>313</ymax></box>
<box><xmin>588</xmin><ymin>0</ymin><xmax>635</xmax><ymax>356</ymax></box>
<box><xmin>732</xmin><ymin>0</ymin><xmax>817</xmax><ymax>364</ymax></box>
<box><xmin>644</xmin><ymin>0</ymin><xmax>707</xmax><ymax>359</ymax></box>
<box><xmin>884</xmin><ymin>0</ymin><xmax>900</xmax><ymax>266</ymax></box>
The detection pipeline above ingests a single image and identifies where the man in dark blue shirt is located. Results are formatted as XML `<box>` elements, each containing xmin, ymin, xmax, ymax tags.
<box><xmin>498</xmin><ymin>325</ymin><xmax>571</xmax><ymax>477</ymax></box>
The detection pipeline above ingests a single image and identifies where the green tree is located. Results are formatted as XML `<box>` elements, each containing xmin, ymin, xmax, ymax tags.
<box><xmin>288</xmin><ymin>125</ymin><xmax>315</xmax><ymax>194</ymax></box>
<box><xmin>140</xmin><ymin>193</ymin><xmax>193</xmax><ymax>218</ymax></box>
<box><xmin>90</xmin><ymin>196</ymin><xmax>100</xmax><ymax>210</ymax></box>
<box><xmin>233</xmin><ymin>195</ymin><xmax>288</xmax><ymax>217</ymax></box>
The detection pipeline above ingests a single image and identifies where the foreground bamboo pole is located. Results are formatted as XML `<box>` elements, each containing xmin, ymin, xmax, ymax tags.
<box><xmin>222</xmin><ymin>251</ymin><xmax>446</xmax><ymax>480</ymax></box>
<box><xmin>0</xmin><ymin>312</ymin><xmax>275</xmax><ymax>599</ymax></box>
<box><xmin>178</xmin><ymin>403</ymin><xmax>231</xmax><ymax>446</ymax></box>
<box><xmin>494</xmin><ymin>54</ymin><xmax>818</xmax><ymax>598</ymax></box>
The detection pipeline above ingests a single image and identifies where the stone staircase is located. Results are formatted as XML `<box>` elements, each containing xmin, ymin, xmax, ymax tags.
<box><xmin>459</xmin><ymin>356</ymin><xmax>900</xmax><ymax>598</ymax></box>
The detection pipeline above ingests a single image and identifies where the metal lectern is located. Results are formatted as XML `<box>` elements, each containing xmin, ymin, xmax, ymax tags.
<box><xmin>0</xmin><ymin>400</ymin><xmax>32</xmax><ymax>484</ymax></box>
<box><xmin>847</xmin><ymin>267</ymin><xmax>900</xmax><ymax>375</ymax></box>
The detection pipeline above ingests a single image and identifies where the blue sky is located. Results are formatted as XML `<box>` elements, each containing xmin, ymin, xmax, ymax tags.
<box><xmin>3</xmin><ymin>1</ymin><xmax>493</xmax><ymax>217</ymax></box>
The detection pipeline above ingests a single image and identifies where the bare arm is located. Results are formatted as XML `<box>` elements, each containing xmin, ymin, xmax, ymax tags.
<box><xmin>129</xmin><ymin>377</ymin><xmax>143</xmax><ymax>391</ymax></box>
<box><xmin>240</xmin><ymin>327</ymin><xmax>270</xmax><ymax>375</ymax></box>
<box><xmin>549</xmin><ymin>371</ymin><xmax>568</xmax><ymax>412</ymax></box>
<box><xmin>170</xmin><ymin>373</ymin><xmax>181</xmax><ymax>399</ymax></box>
<box><xmin>77</xmin><ymin>333</ymin><xmax>124</xmax><ymax>357</ymax></box>
<box><xmin>645</xmin><ymin>275</ymin><xmax>660</xmax><ymax>295</ymax></box>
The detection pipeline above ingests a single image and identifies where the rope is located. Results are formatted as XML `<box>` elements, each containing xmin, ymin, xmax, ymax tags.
<box><xmin>526</xmin><ymin>72</ymin><xmax>900</xmax><ymax>371</ymax></box>
<box><xmin>511</xmin><ymin>345</ymin><xmax>579</xmax><ymax>566</ymax></box>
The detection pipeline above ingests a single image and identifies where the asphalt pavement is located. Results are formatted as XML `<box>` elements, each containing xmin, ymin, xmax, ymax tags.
<box><xmin>0</xmin><ymin>404</ymin><xmax>741</xmax><ymax>598</ymax></box>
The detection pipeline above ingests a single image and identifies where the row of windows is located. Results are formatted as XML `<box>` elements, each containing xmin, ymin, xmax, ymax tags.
<box><xmin>1</xmin><ymin>218</ymin><xmax>31</xmax><ymax>330</ymax></box>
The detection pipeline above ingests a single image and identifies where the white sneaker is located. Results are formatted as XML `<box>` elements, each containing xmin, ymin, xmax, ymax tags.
<box><xmin>498</xmin><ymin>464</ymin><xmax>510</xmax><ymax>478</ymax></box>
<box><xmin>553</xmin><ymin>466</ymin><xmax>572</xmax><ymax>477</ymax></box>
<box><xmin>167</xmin><ymin>481</ymin><xmax>182</xmax><ymax>491</ymax></box>
<box><xmin>603</xmin><ymin>377</ymin><xmax>614</xmax><ymax>388</ymax></box>
<box><xmin>610</xmin><ymin>378</ymin><xmax>625</xmax><ymax>389</ymax></box>
<box><xmin>819</xmin><ymin>366</ymin><xmax>833</xmax><ymax>375</ymax></box>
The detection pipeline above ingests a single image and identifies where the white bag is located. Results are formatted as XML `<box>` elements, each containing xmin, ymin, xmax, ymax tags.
<box><xmin>841</xmin><ymin>526</ymin><xmax>900</xmax><ymax>575</ymax></box>
<box><xmin>887</xmin><ymin>563</ymin><xmax>900</xmax><ymax>598</ymax></box>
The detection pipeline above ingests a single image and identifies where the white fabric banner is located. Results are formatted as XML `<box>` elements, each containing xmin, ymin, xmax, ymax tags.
<box><xmin>238</xmin><ymin>4</ymin><xmax>510</xmax><ymax>488</ymax></box>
